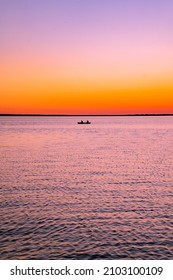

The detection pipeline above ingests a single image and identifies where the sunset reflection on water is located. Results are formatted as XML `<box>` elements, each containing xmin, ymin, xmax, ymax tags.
<box><xmin>0</xmin><ymin>116</ymin><xmax>173</xmax><ymax>259</ymax></box>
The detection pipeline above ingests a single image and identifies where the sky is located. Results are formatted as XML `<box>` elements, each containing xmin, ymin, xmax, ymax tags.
<box><xmin>1</xmin><ymin>0</ymin><xmax>173</xmax><ymax>114</ymax></box>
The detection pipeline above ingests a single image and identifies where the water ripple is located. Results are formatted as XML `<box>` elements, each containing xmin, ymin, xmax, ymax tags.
<box><xmin>0</xmin><ymin>116</ymin><xmax>173</xmax><ymax>259</ymax></box>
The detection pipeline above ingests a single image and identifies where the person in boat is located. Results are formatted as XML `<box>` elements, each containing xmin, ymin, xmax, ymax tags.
<box><xmin>81</xmin><ymin>120</ymin><xmax>83</xmax><ymax>124</ymax></box>
<box><xmin>87</xmin><ymin>120</ymin><xmax>89</xmax><ymax>123</ymax></box>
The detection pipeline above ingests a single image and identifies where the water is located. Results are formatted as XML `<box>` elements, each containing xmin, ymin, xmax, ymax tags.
<box><xmin>0</xmin><ymin>116</ymin><xmax>173</xmax><ymax>259</ymax></box>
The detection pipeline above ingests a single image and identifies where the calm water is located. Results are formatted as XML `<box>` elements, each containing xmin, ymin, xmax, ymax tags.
<box><xmin>0</xmin><ymin>116</ymin><xmax>173</xmax><ymax>259</ymax></box>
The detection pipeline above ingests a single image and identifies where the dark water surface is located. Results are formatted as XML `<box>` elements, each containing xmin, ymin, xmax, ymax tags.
<box><xmin>0</xmin><ymin>116</ymin><xmax>173</xmax><ymax>259</ymax></box>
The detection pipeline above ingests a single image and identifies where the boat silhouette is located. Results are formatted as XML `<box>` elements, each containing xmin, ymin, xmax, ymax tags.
<box><xmin>78</xmin><ymin>120</ymin><xmax>91</xmax><ymax>124</ymax></box>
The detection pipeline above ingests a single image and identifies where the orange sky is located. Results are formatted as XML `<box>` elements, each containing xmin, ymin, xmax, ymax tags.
<box><xmin>1</xmin><ymin>0</ymin><xmax>173</xmax><ymax>114</ymax></box>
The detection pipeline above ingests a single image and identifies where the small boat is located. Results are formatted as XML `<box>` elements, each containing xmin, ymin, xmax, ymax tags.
<box><xmin>78</xmin><ymin>120</ymin><xmax>91</xmax><ymax>124</ymax></box>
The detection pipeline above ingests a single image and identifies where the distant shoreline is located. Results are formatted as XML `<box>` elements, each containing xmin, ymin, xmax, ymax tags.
<box><xmin>0</xmin><ymin>114</ymin><xmax>173</xmax><ymax>117</ymax></box>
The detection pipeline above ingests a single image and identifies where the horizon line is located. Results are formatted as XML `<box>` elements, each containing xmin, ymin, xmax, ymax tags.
<box><xmin>0</xmin><ymin>113</ymin><xmax>173</xmax><ymax>117</ymax></box>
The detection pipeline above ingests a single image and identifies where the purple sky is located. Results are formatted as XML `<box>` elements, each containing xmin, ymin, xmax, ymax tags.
<box><xmin>1</xmin><ymin>0</ymin><xmax>173</xmax><ymax>114</ymax></box>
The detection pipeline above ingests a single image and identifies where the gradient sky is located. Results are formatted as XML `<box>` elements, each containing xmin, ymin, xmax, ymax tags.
<box><xmin>1</xmin><ymin>0</ymin><xmax>173</xmax><ymax>114</ymax></box>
